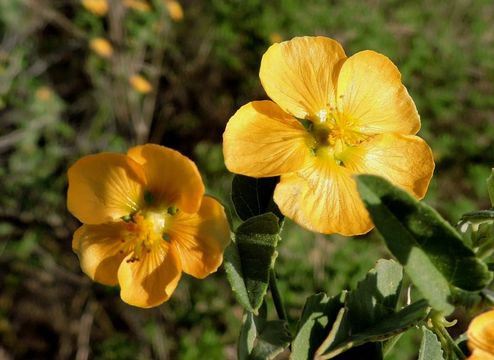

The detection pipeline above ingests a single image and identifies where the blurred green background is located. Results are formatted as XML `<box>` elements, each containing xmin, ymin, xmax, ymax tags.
<box><xmin>1</xmin><ymin>0</ymin><xmax>493</xmax><ymax>359</ymax></box>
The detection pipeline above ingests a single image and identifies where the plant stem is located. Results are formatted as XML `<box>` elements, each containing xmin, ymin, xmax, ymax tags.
<box><xmin>269</xmin><ymin>269</ymin><xmax>288</xmax><ymax>321</ymax></box>
<box><xmin>431</xmin><ymin>314</ymin><xmax>466</xmax><ymax>360</ymax></box>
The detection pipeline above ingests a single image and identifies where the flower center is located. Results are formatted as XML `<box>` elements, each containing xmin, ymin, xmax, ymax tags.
<box><xmin>122</xmin><ymin>207</ymin><xmax>175</xmax><ymax>262</ymax></box>
<box><xmin>310</xmin><ymin>109</ymin><xmax>369</xmax><ymax>165</ymax></box>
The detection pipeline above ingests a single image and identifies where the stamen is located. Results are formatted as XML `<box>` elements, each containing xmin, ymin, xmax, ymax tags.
<box><xmin>310</xmin><ymin>108</ymin><xmax>370</xmax><ymax>167</ymax></box>
<box><xmin>122</xmin><ymin>208</ymin><xmax>177</xmax><ymax>261</ymax></box>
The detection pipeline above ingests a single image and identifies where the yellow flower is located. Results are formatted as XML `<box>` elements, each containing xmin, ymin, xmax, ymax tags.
<box><xmin>67</xmin><ymin>144</ymin><xmax>230</xmax><ymax>308</ymax></box>
<box><xmin>89</xmin><ymin>38</ymin><xmax>113</xmax><ymax>59</ymax></box>
<box><xmin>81</xmin><ymin>0</ymin><xmax>108</xmax><ymax>16</ymax></box>
<box><xmin>124</xmin><ymin>0</ymin><xmax>152</xmax><ymax>12</ymax></box>
<box><xmin>468</xmin><ymin>309</ymin><xmax>494</xmax><ymax>360</ymax></box>
<box><xmin>223</xmin><ymin>36</ymin><xmax>434</xmax><ymax>235</ymax></box>
<box><xmin>165</xmin><ymin>0</ymin><xmax>184</xmax><ymax>21</ymax></box>
<box><xmin>129</xmin><ymin>74</ymin><xmax>153</xmax><ymax>94</ymax></box>
<box><xmin>269</xmin><ymin>33</ymin><xmax>283</xmax><ymax>44</ymax></box>
<box><xmin>35</xmin><ymin>86</ymin><xmax>53</xmax><ymax>101</ymax></box>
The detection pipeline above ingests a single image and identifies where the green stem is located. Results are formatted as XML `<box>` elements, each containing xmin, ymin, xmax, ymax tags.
<box><xmin>269</xmin><ymin>269</ymin><xmax>288</xmax><ymax>321</ymax></box>
<box><xmin>430</xmin><ymin>314</ymin><xmax>466</xmax><ymax>360</ymax></box>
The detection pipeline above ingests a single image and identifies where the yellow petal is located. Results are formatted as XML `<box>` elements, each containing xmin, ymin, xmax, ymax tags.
<box><xmin>223</xmin><ymin>101</ymin><xmax>313</xmax><ymax>177</ymax></box>
<box><xmin>72</xmin><ymin>223</ymin><xmax>131</xmax><ymax>286</ymax></box>
<box><xmin>89</xmin><ymin>37</ymin><xmax>113</xmax><ymax>58</ymax></box>
<box><xmin>127</xmin><ymin>144</ymin><xmax>205</xmax><ymax>213</ymax></box>
<box><xmin>81</xmin><ymin>0</ymin><xmax>108</xmax><ymax>16</ymax></box>
<box><xmin>67</xmin><ymin>153</ymin><xmax>146</xmax><ymax>224</ymax></box>
<box><xmin>274</xmin><ymin>158</ymin><xmax>372</xmax><ymax>235</ymax></box>
<box><xmin>271</xmin><ymin>173</ymin><xmax>314</xmax><ymax>228</ymax></box>
<box><xmin>170</xmin><ymin>196</ymin><xmax>230</xmax><ymax>278</ymax></box>
<box><xmin>260</xmin><ymin>36</ymin><xmax>347</xmax><ymax>120</ymax></box>
<box><xmin>336</xmin><ymin>50</ymin><xmax>420</xmax><ymax>135</ymax></box>
<box><xmin>468</xmin><ymin>349</ymin><xmax>494</xmax><ymax>360</ymax></box>
<box><xmin>468</xmin><ymin>309</ymin><xmax>494</xmax><ymax>355</ymax></box>
<box><xmin>124</xmin><ymin>0</ymin><xmax>151</xmax><ymax>12</ymax></box>
<box><xmin>118</xmin><ymin>242</ymin><xmax>182</xmax><ymax>308</ymax></box>
<box><xmin>165</xmin><ymin>0</ymin><xmax>184</xmax><ymax>21</ymax></box>
<box><xmin>129</xmin><ymin>74</ymin><xmax>152</xmax><ymax>94</ymax></box>
<box><xmin>342</xmin><ymin>133</ymin><xmax>434</xmax><ymax>199</ymax></box>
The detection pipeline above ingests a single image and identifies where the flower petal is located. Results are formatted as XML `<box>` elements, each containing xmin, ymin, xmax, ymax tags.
<box><xmin>468</xmin><ymin>349</ymin><xmax>494</xmax><ymax>360</ymax></box>
<box><xmin>468</xmin><ymin>309</ymin><xmax>494</xmax><ymax>355</ymax></box>
<box><xmin>72</xmin><ymin>223</ymin><xmax>131</xmax><ymax>286</ymax></box>
<box><xmin>117</xmin><ymin>242</ymin><xmax>182</xmax><ymax>308</ymax></box>
<box><xmin>127</xmin><ymin>144</ymin><xmax>205</xmax><ymax>214</ymax></box>
<box><xmin>67</xmin><ymin>153</ymin><xmax>146</xmax><ymax>224</ymax></box>
<box><xmin>342</xmin><ymin>133</ymin><xmax>434</xmax><ymax>199</ymax></box>
<box><xmin>336</xmin><ymin>50</ymin><xmax>420</xmax><ymax>135</ymax></box>
<box><xmin>260</xmin><ymin>36</ymin><xmax>347</xmax><ymax>120</ymax></box>
<box><xmin>274</xmin><ymin>158</ymin><xmax>372</xmax><ymax>235</ymax></box>
<box><xmin>223</xmin><ymin>101</ymin><xmax>313</xmax><ymax>177</ymax></box>
<box><xmin>170</xmin><ymin>196</ymin><xmax>230</xmax><ymax>278</ymax></box>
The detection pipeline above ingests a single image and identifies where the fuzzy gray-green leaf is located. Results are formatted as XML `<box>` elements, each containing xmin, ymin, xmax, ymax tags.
<box><xmin>356</xmin><ymin>175</ymin><xmax>492</xmax><ymax>314</ymax></box>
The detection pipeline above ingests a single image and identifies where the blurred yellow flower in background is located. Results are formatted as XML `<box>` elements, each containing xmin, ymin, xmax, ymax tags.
<box><xmin>89</xmin><ymin>38</ymin><xmax>113</xmax><ymax>59</ymax></box>
<box><xmin>81</xmin><ymin>0</ymin><xmax>108</xmax><ymax>16</ymax></box>
<box><xmin>124</xmin><ymin>0</ymin><xmax>152</xmax><ymax>12</ymax></box>
<box><xmin>165</xmin><ymin>0</ymin><xmax>184</xmax><ymax>21</ymax></box>
<box><xmin>269</xmin><ymin>33</ymin><xmax>283</xmax><ymax>44</ymax></box>
<box><xmin>35</xmin><ymin>86</ymin><xmax>53</xmax><ymax>102</ymax></box>
<box><xmin>67</xmin><ymin>144</ymin><xmax>231</xmax><ymax>308</ymax></box>
<box><xmin>129</xmin><ymin>74</ymin><xmax>153</xmax><ymax>94</ymax></box>
<box><xmin>223</xmin><ymin>36</ymin><xmax>435</xmax><ymax>235</ymax></box>
<box><xmin>468</xmin><ymin>309</ymin><xmax>494</xmax><ymax>359</ymax></box>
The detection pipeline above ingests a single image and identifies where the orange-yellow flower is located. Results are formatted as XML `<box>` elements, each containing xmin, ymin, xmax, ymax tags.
<box><xmin>129</xmin><ymin>74</ymin><xmax>153</xmax><ymax>94</ymax></box>
<box><xmin>81</xmin><ymin>0</ymin><xmax>108</xmax><ymax>16</ymax></box>
<box><xmin>35</xmin><ymin>86</ymin><xmax>53</xmax><ymax>101</ymax></box>
<box><xmin>89</xmin><ymin>37</ymin><xmax>113</xmax><ymax>59</ymax></box>
<box><xmin>165</xmin><ymin>0</ymin><xmax>184</xmax><ymax>21</ymax></box>
<box><xmin>67</xmin><ymin>144</ymin><xmax>230</xmax><ymax>308</ymax></box>
<box><xmin>124</xmin><ymin>0</ymin><xmax>152</xmax><ymax>12</ymax></box>
<box><xmin>269</xmin><ymin>33</ymin><xmax>283</xmax><ymax>44</ymax></box>
<box><xmin>223</xmin><ymin>36</ymin><xmax>434</xmax><ymax>235</ymax></box>
<box><xmin>468</xmin><ymin>309</ymin><xmax>494</xmax><ymax>360</ymax></box>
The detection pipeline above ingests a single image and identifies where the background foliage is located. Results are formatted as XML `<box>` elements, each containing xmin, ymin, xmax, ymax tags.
<box><xmin>1</xmin><ymin>0</ymin><xmax>493</xmax><ymax>359</ymax></box>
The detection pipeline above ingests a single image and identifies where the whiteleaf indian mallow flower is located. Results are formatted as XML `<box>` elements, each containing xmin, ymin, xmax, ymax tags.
<box><xmin>67</xmin><ymin>144</ymin><xmax>230</xmax><ymax>308</ymax></box>
<box><xmin>468</xmin><ymin>309</ymin><xmax>494</xmax><ymax>359</ymax></box>
<box><xmin>223</xmin><ymin>36</ymin><xmax>435</xmax><ymax>235</ymax></box>
<box><xmin>81</xmin><ymin>0</ymin><xmax>108</xmax><ymax>16</ymax></box>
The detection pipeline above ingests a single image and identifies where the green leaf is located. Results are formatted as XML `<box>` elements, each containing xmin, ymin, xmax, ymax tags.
<box><xmin>458</xmin><ymin>210</ymin><xmax>494</xmax><ymax>257</ymax></box>
<box><xmin>356</xmin><ymin>175</ymin><xmax>492</xmax><ymax>314</ymax></box>
<box><xmin>231</xmin><ymin>175</ymin><xmax>283</xmax><ymax>221</ymax></box>
<box><xmin>238</xmin><ymin>312</ymin><xmax>291</xmax><ymax>360</ymax></box>
<box><xmin>317</xmin><ymin>300</ymin><xmax>430</xmax><ymax>359</ymax></box>
<box><xmin>487</xmin><ymin>168</ymin><xmax>494</xmax><ymax>207</ymax></box>
<box><xmin>347</xmin><ymin>259</ymin><xmax>403</xmax><ymax>332</ymax></box>
<box><xmin>418</xmin><ymin>326</ymin><xmax>444</xmax><ymax>360</ymax></box>
<box><xmin>292</xmin><ymin>292</ymin><xmax>346</xmax><ymax>360</ymax></box>
<box><xmin>238</xmin><ymin>311</ymin><xmax>256</xmax><ymax>358</ymax></box>
<box><xmin>224</xmin><ymin>213</ymin><xmax>281</xmax><ymax>312</ymax></box>
<box><xmin>224</xmin><ymin>242</ymin><xmax>254</xmax><ymax>312</ymax></box>
<box><xmin>314</xmin><ymin>260</ymin><xmax>409</xmax><ymax>359</ymax></box>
